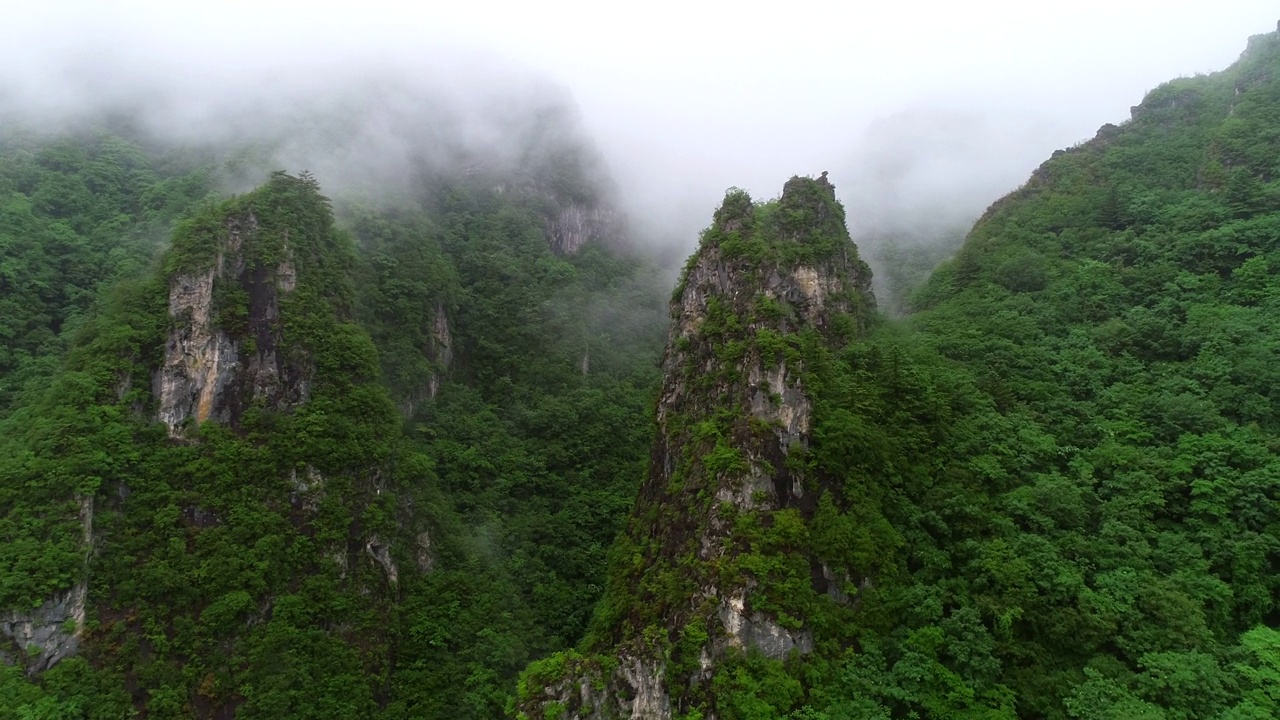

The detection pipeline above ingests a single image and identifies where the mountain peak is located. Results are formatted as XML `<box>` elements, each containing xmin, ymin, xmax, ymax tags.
<box><xmin>517</xmin><ymin>174</ymin><xmax>876</xmax><ymax>719</ymax></box>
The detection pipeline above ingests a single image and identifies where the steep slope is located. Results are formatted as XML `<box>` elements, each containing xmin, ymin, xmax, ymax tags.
<box><xmin>519</xmin><ymin>22</ymin><xmax>1280</xmax><ymax>720</ymax></box>
<box><xmin>8</xmin><ymin>20</ymin><xmax>1279</xmax><ymax>720</ymax></box>
<box><xmin>0</xmin><ymin>173</ymin><xmax>435</xmax><ymax>716</ymax></box>
<box><xmin>850</xmin><ymin>23</ymin><xmax>1280</xmax><ymax>719</ymax></box>
<box><xmin>810</xmin><ymin>23</ymin><xmax>1280</xmax><ymax>720</ymax></box>
<box><xmin>0</xmin><ymin>112</ymin><xmax>668</xmax><ymax>716</ymax></box>
<box><xmin>517</xmin><ymin>175</ymin><xmax>879</xmax><ymax>718</ymax></box>
<box><xmin>0</xmin><ymin>132</ymin><xmax>214</xmax><ymax>416</ymax></box>
<box><xmin>363</xmin><ymin>183</ymin><xmax>666</xmax><ymax>718</ymax></box>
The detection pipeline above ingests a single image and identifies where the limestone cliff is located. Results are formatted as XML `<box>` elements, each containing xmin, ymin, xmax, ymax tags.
<box><xmin>155</xmin><ymin>211</ymin><xmax>308</xmax><ymax>437</ymax></box>
<box><xmin>517</xmin><ymin>174</ymin><xmax>875</xmax><ymax>719</ymax></box>
<box><xmin>0</xmin><ymin>496</ymin><xmax>91</xmax><ymax>674</ymax></box>
<box><xmin>546</xmin><ymin>201</ymin><xmax>622</xmax><ymax>255</ymax></box>
<box><xmin>1</xmin><ymin>174</ymin><xmax>438</xmax><ymax>707</ymax></box>
<box><xmin>416</xmin><ymin>300</ymin><xmax>453</xmax><ymax>406</ymax></box>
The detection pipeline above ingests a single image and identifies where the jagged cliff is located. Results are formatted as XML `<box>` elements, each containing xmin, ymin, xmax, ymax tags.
<box><xmin>516</xmin><ymin>174</ymin><xmax>876</xmax><ymax>719</ymax></box>
<box><xmin>546</xmin><ymin>201</ymin><xmax>622</xmax><ymax>255</ymax></box>
<box><xmin>156</xmin><ymin>209</ymin><xmax>308</xmax><ymax>437</ymax></box>
<box><xmin>0</xmin><ymin>68</ymin><xmax>665</xmax><ymax>711</ymax></box>
<box><xmin>0</xmin><ymin>173</ymin><xmax>438</xmax><ymax>712</ymax></box>
<box><xmin>0</xmin><ymin>496</ymin><xmax>91</xmax><ymax>674</ymax></box>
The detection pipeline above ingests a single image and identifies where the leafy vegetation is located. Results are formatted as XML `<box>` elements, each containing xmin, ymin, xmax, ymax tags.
<box><xmin>0</xmin><ymin>131</ymin><xmax>214</xmax><ymax>415</ymax></box>
<box><xmin>0</xmin><ymin>124</ymin><xmax>666</xmax><ymax>717</ymax></box>
<box><xmin>520</xmin><ymin>25</ymin><xmax>1280</xmax><ymax>720</ymax></box>
<box><xmin>4</xmin><ymin>21</ymin><xmax>1280</xmax><ymax>720</ymax></box>
<box><xmin>742</xmin><ymin>26</ymin><xmax>1280</xmax><ymax>720</ymax></box>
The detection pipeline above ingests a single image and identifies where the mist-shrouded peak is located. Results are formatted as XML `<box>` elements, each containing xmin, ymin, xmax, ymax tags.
<box><xmin>516</xmin><ymin>174</ymin><xmax>877</xmax><ymax>719</ymax></box>
<box><xmin>0</xmin><ymin>47</ymin><xmax>625</xmax><ymax>254</ymax></box>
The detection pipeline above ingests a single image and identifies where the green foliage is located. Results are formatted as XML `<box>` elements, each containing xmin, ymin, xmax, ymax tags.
<box><xmin>711</xmin><ymin>651</ymin><xmax>804</xmax><ymax>720</ymax></box>
<box><xmin>530</xmin><ymin>24</ymin><xmax>1280</xmax><ymax>720</ymax></box>
<box><xmin>706</xmin><ymin>179</ymin><xmax>872</xmax><ymax>273</ymax></box>
<box><xmin>0</xmin><ymin>173</ymin><xmax>415</xmax><ymax>715</ymax></box>
<box><xmin>0</xmin><ymin>148</ymin><xmax>669</xmax><ymax>718</ymax></box>
<box><xmin>795</xmin><ymin>26</ymin><xmax>1280</xmax><ymax>720</ymax></box>
<box><xmin>0</xmin><ymin>130</ymin><xmax>214</xmax><ymax>415</ymax></box>
<box><xmin>9</xmin><ymin>24</ymin><xmax>1280</xmax><ymax>720</ymax></box>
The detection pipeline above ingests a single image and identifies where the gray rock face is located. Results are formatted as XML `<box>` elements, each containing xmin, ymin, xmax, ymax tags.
<box><xmin>425</xmin><ymin>302</ymin><xmax>452</xmax><ymax>402</ymax></box>
<box><xmin>521</xmin><ymin>176</ymin><xmax>876</xmax><ymax>719</ymax></box>
<box><xmin>659</xmin><ymin>184</ymin><xmax>871</xmax><ymax>518</ymax></box>
<box><xmin>0</xmin><ymin>497</ymin><xmax>92</xmax><ymax>674</ymax></box>
<box><xmin>1</xmin><ymin>584</ymin><xmax>87</xmax><ymax>674</ymax></box>
<box><xmin>399</xmin><ymin>301</ymin><xmax>453</xmax><ymax>418</ymax></box>
<box><xmin>547</xmin><ymin>202</ymin><xmax>620</xmax><ymax>255</ymax></box>
<box><xmin>365</xmin><ymin>536</ymin><xmax>398</xmax><ymax>584</ymax></box>
<box><xmin>289</xmin><ymin>464</ymin><xmax>325</xmax><ymax>513</ymax></box>
<box><xmin>618</xmin><ymin>657</ymin><xmax>672</xmax><ymax>720</ymax></box>
<box><xmin>717</xmin><ymin>589</ymin><xmax>814</xmax><ymax>661</ymax></box>
<box><xmin>154</xmin><ymin>213</ymin><xmax>307</xmax><ymax>437</ymax></box>
<box><xmin>531</xmin><ymin>654</ymin><xmax>672</xmax><ymax>720</ymax></box>
<box><xmin>156</xmin><ymin>265</ymin><xmax>237</xmax><ymax>436</ymax></box>
<box><xmin>414</xmin><ymin>531</ymin><xmax>435</xmax><ymax>574</ymax></box>
<box><xmin>659</xmin><ymin>183</ymin><xmax>872</xmax><ymax>658</ymax></box>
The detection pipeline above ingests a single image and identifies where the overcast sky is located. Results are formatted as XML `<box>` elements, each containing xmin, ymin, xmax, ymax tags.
<box><xmin>4</xmin><ymin>1</ymin><xmax>1279</xmax><ymax>249</ymax></box>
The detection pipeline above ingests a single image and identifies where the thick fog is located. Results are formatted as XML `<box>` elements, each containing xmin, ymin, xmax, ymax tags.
<box><xmin>3</xmin><ymin>1</ymin><xmax>1278</xmax><ymax>268</ymax></box>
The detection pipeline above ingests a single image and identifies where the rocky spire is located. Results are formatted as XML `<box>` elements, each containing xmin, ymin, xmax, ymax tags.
<box><xmin>517</xmin><ymin>174</ymin><xmax>875</xmax><ymax>719</ymax></box>
<box><xmin>154</xmin><ymin>210</ymin><xmax>308</xmax><ymax>438</ymax></box>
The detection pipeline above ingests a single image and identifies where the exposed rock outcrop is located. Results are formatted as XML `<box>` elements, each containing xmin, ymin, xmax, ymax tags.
<box><xmin>0</xmin><ymin>496</ymin><xmax>92</xmax><ymax>674</ymax></box>
<box><xmin>425</xmin><ymin>301</ymin><xmax>453</xmax><ymax>402</ymax></box>
<box><xmin>0</xmin><ymin>584</ymin><xmax>87</xmax><ymax>674</ymax></box>
<box><xmin>154</xmin><ymin>214</ymin><xmax>308</xmax><ymax>438</ymax></box>
<box><xmin>3</xmin><ymin>174</ymin><xmax>431</xmax><ymax>712</ymax></box>
<box><xmin>716</xmin><ymin>587</ymin><xmax>814</xmax><ymax>660</ymax></box>
<box><xmin>365</xmin><ymin>536</ymin><xmax>398</xmax><ymax>584</ymax></box>
<box><xmin>518</xmin><ymin>174</ymin><xmax>875</xmax><ymax>719</ymax></box>
<box><xmin>525</xmin><ymin>653</ymin><xmax>671</xmax><ymax>720</ymax></box>
<box><xmin>547</xmin><ymin>202</ymin><xmax>621</xmax><ymax>255</ymax></box>
<box><xmin>394</xmin><ymin>300</ymin><xmax>453</xmax><ymax>418</ymax></box>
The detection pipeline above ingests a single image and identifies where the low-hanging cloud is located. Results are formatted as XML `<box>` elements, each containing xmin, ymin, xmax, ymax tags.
<box><xmin>2</xmin><ymin>1</ymin><xmax>1278</xmax><ymax>272</ymax></box>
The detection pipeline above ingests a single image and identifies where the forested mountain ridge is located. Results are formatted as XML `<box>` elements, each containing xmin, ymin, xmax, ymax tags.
<box><xmin>0</xmin><ymin>82</ymin><xmax>669</xmax><ymax>716</ymax></box>
<box><xmin>516</xmin><ymin>174</ymin><xmax>877</xmax><ymax>716</ymax></box>
<box><xmin>517</xmin><ymin>22</ymin><xmax>1280</xmax><ymax>720</ymax></box>
<box><xmin>1</xmin><ymin>173</ymin><xmax>421</xmax><ymax>715</ymax></box>
<box><xmin>2</xmin><ymin>19</ymin><xmax>1280</xmax><ymax>720</ymax></box>
<box><xmin>0</xmin><ymin>132</ymin><xmax>215</xmax><ymax>416</ymax></box>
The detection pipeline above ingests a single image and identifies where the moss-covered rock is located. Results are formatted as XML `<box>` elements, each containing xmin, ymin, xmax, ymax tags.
<box><xmin>516</xmin><ymin>174</ymin><xmax>878</xmax><ymax>719</ymax></box>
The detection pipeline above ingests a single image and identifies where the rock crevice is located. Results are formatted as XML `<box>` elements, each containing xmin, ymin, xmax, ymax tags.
<box><xmin>154</xmin><ymin>212</ymin><xmax>307</xmax><ymax>437</ymax></box>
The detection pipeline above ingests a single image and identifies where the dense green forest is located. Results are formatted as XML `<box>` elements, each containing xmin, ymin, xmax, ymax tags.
<box><xmin>0</xmin><ymin>119</ymin><xmax>666</xmax><ymax>717</ymax></box>
<box><xmin>2</xmin><ymin>20</ymin><xmax>1280</xmax><ymax>720</ymax></box>
<box><xmin>515</xmin><ymin>25</ymin><xmax>1280</xmax><ymax>720</ymax></box>
<box><xmin>0</xmin><ymin>133</ymin><xmax>215</xmax><ymax>415</ymax></box>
